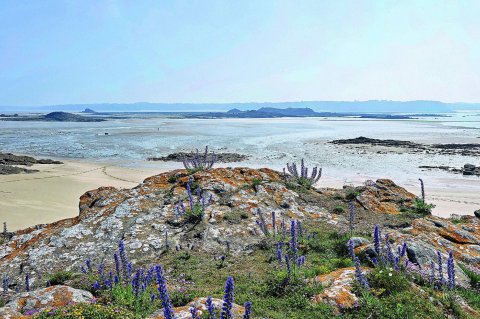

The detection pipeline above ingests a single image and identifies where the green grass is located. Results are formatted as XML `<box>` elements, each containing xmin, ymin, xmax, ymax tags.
<box><xmin>332</xmin><ymin>205</ymin><xmax>346</xmax><ymax>214</ymax></box>
<box><xmin>223</xmin><ymin>210</ymin><xmax>250</xmax><ymax>224</ymax></box>
<box><xmin>46</xmin><ymin>271</ymin><xmax>77</xmax><ymax>286</ymax></box>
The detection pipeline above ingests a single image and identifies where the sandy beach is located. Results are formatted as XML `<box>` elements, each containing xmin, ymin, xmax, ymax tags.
<box><xmin>0</xmin><ymin>161</ymin><xmax>163</xmax><ymax>231</ymax></box>
<box><xmin>1</xmin><ymin>159</ymin><xmax>478</xmax><ymax>231</ymax></box>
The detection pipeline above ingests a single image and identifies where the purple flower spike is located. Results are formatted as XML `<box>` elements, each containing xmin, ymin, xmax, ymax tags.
<box><xmin>206</xmin><ymin>295</ymin><xmax>216</xmax><ymax>319</ymax></box>
<box><xmin>447</xmin><ymin>251</ymin><xmax>455</xmax><ymax>289</ymax></box>
<box><xmin>25</xmin><ymin>274</ymin><xmax>30</xmax><ymax>292</ymax></box>
<box><xmin>220</xmin><ymin>276</ymin><xmax>235</xmax><ymax>319</ymax></box>
<box><xmin>373</xmin><ymin>225</ymin><xmax>381</xmax><ymax>256</ymax></box>
<box><xmin>243</xmin><ymin>301</ymin><xmax>252</xmax><ymax>319</ymax></box>
<box><xmin>155</xmin><ymin>265</ymin><xmax>175</xmax><ymax>319</ymax></box>
<box><xmin>354</xmin><ymin>257</ymin><xmax>369</xmax><ymax>289</ymax></box>
<box><xmin>190</xmin><ymin>306</ymin><xmax>199</xmax><ymax>319</ymax></box>
<box><xmin>437</xmin><ymin>251</ymin><xmax>444</xmax><ymax>284</ymax></box>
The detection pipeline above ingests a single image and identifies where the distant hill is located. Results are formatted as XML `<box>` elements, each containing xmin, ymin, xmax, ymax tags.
<box><xmin>81</xmin><ymin>108</ymin><xmax>97</xmax><ymax>114</ymax></box>
<box><xmin>257</xmin><ymin>107</ymin><xmax>318</xmax><ymax>116</ymax></box>
<box><xmin>43</xmin><ymin>112</ymin><xmax>103</xmax><ymax>122</ymax></box>
<box><xmin>0</xmin><ymin>112</ymin><xmax>105</xmax><ymax>122</ymax></box>
<box><xmin>2</xmin><ymin>100</ymin><xmax>479</xmax><ymax>113</ymax></box>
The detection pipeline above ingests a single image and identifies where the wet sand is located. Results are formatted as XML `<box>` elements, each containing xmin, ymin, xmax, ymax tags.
<box><xmin>0</xmin><ymin>161</ymin><xmax>163</xmax><ymax>231</ymax></box>
<box><xmin>0</xmin><ymin>160</ymin><xmax>478</xmax><ymax>231</ymax></box>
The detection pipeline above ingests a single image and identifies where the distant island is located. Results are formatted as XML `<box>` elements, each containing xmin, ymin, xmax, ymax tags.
<box><xmin>0</xmin><ymin>111</ymin><xmax>105</xmax><ymax>122</ymax></box>
<box><xmin>2</xmin><ymin>99</ymin><xmax>479</xmax><ymax>113</ymax></box>
<box><xmin>184</xmin><ymin>107</ymin><xmax>445</xmax><ymax>119</ymax></box>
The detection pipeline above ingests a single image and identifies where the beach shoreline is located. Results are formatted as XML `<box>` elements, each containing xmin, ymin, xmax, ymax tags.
<box><xmin>0</xmin><ymin>160</ymin><xmax>164</xmax><ymax>231</ymax></box>
<box><xmin>0</xmin><ymin>158</ymin><xmax>478</xmax><ymax>231</ymax></box>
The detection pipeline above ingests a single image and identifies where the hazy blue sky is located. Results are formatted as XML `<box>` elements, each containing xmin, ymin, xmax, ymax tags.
<box><xmin>1</xmin><ymin>1</ymin><xmax>480</xmax><ymax>106</ymax></box>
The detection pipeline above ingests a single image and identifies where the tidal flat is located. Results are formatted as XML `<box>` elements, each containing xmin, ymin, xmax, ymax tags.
<box><xmin>1</xmin><ymin>113</ymin><xmax>479</xmax><ymax>229</ymax></box>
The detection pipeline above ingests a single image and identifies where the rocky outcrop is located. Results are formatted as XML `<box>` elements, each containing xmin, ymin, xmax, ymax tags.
<box><xmin>0</xmin><ymin>286</ymin><xmax>93</xmax><ymax>318</ymax></box>
<box><xmin>0</xmin><ymin>153</ymin><xmax>62</xmax><ymax>175</ymax></box>
<box><xmin>331</xmin><ymin>136</ymin><xmax>422</xmax><ymax>149</ymax></box>
<box><xmin>311</xmin><ymin>267</ymin><xmax>364</xmax><ymax>312</ymax></box>
<box><xmin>0</xmin><ymin>153</ymin><xmax>62</xmax><ymax>166</ymax></box>
<box><xmin>462</xmin><ymin>164</ymin><xmax>480</xmax><ymax>176</ymax></box>
<box><xmin>419</xmin><ymin>163</ymin><xmax>480</xmax><ymax>177</ymax></box>
<box><xmin>356</xmin><ymin>179</ymin><xmax>416</xmax><ymax>214</ymax></box>
<box><xmin>148</xmin><ymin>152</ymin><xmax>249</xmax><ymax>163</ymax></box>
<box><xmin>147</xmin><ymin>297</ymin><xmax>245</xmax><ymax>319</ymax></box>
<box><xmin>0</xmin><ymin>167</ymin><xmax>342</xmax><ymax>284</ymax></box>
<box><xmin>331</xmin><ymin>136</ymin><xmax>480</xmax><ymax>156</ymax></box>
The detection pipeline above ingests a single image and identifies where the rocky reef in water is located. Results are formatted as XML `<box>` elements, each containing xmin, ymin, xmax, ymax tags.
<box><xmin>0</xmin><ymin>153</ymin><xmax>63</xmax><ymax>175</ymax></box>
<box><xmin>0</xmin><ymin>167</ymin><xmax>479</xmax><ymax>318</ymax></box>
<box><xmin>331</xmin><ymin>136</ymin><xmax>480</xmax><ymax>157</ymax></box>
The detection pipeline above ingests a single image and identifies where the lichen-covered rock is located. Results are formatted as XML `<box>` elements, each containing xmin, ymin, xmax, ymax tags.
<box><xmin>356</xmin><ymin>179</ymin><xmax>416</xmax><ymax>214</ymax></box>
<box><xmin>0</xmin><ymin>285</ymin><xmax>93</xmax><ymax>317</ymax></box>
<box><xmin>311</xmin><ymin>267</ymin><xmax>365</xmax><ymax>312</ymax></box>
<box><xmin>0</xmin><ymin>168</ymin><xmax>339</xmax><ymax>284</ymax></box>
<box><xmin>0</xmin><ymin>306</ymin><xmax>26</xmax><ymax>319</ymax></box>
<box><xmin>146</xmin><ymin>297</ymin><xmax>245</xmax><ymax>319</ymax></box>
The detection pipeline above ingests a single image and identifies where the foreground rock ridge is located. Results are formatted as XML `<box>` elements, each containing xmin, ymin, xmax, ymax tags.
<box><xmin>0</xmin><ymin>167</ymin><xmax>479</xmax><ymax>316</ymax></box>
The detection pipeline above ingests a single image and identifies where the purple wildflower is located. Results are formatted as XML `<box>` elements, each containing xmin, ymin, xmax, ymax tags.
<box><xmin>437</xmin><ymin>251</ymin><xmax>444</xmax><ymax>284</ymax></box>
<box><xmin>220</xmin><ymin>276</ymin><xmax>235</xmax><ymax>319</ymax></box>
<box><xmin>297</xmin><ymin>256</ymin><xmax>306</xmax><ymax>267</ymax></box>
<box><xmin>354</xmin><ymin>257</ymin><xmax>369</xmax><ymax>289</ymax></box>
<box><xmin>297</xmin><ymin>220</ymin><xmax>303</xmax><ymax>237</ymax></box>
<box><xmin>132</xmin><ymin>269</ymin><xmax>142</xmax><ymax>297</ymax></box>
<box><xmin>2</xmin><ymin>275</ymin><xmax>8</xmax><ymax>293</ymax></box>
<box><xmin>276</xmin><ymin>243</ymin><xmax>283</xmax><ymax>264</ymax></box>
<box><xmin>98</xmin><ymin>262</ymin><xmax>106</xmax><ymax>286</ymax></box>
<box><xmin>285</xmin><ymin>255</ymin><xmax>291</xmax><ymax>276</ymax></box>
<box><xmin>85</xmin><ymin>259</ymin><xmax>92</xmax><ymax>273</ymax></box>
<box><xmin>155</xmin><ymin>265</ymin><xmax>175</xmax><ymax>319</ymax></box>
<box><xmin>126</xmin><ymin>262</ymin><xmax>133</xmax><ymax>282</ymax></box>
<box><xmin>243</xmin><ymin>301</ymin><xmax>252</xmax><ymax>319</ymax></box>
<box><xmin>429</xmin><ymin>261</ymin><xmax>436</xmax><ymax>283</ymax></box>
<box><xmin>373</xmin><ymin>225</ymin><xmax>381</xmax><ymax>256</ymax></box>
<box><xmin>400</xmin><ymin>243</ymin><xmax>408</xmax><ymax>258</ymax></box>
<box><xmin>271</xmin><ymin>212</ymin><xmax>276</xmax><ymax>235</ymax></box>
<box><xmin>256</xmin><ymin>209</ymin><xmax>269</xmax><ymax>236</ymax></box>
<box><xmin>447</xmin><ymin>251</ymin><xmax>455</xmax><ymax>289</ymax></box>
<box><xmin>25</xmin><ymin>274</ymin><xmax>30</xmax><ymax>292</ymax></box>
<box><xmin>93</xmin><ymin>281</ymin><xmax>100</xmax><ymax>291</ymax></box>
<box><xmin>348</xmin><ymin>239</ymin><xmax>355</xmax><ymax>261</ymax></box>
<box><xmin>385</xmin><ymin>234</ymin><xmax>395</xmax><ymax>266</ymax></box>
<box><xmin>182</xmin><ymin>146</ymin><xmax>216</xmax><ymax>171</ymax></box>
<box><xmin>349</xmin><ymin>201</ymin><xmax>355</xmax><ymax>234</ymax></box>
<box><xmin>394</xmin><ymin>257</ymin><xmax>400</xmax><ymax>271</ymax></box>
<box><xmin>186</xmin><ymin>181</ymin><xmax>194</xmax><ymax>211</ymax></box>
<box><xmin>206</xmin><ymin>295</ymin><xmax>216</xmax><ymax>319</ymax></box>
<box><xmin>113</xmin><ymin>253</ymin><xmax>120</xmax><ymax>279</ymax></box>
<box><xmin>190</xmin><ymin>306</ymin><xmax>199</xmax><ymax>319</ymax></box>
<box><xmin>290</xmin><ymin>220</ymin><xmax>298</xmax><ymax>260</ymax></box>
<box><xmin>118</xmin><ymin>239</ymin><xmax>129</xmax><ymax>281</ymax></box>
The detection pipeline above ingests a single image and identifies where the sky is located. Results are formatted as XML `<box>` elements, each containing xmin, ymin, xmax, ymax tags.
<box><xmin>1</xmin><ymin>0</ymin><xmax>480</xmax><ymax>106</ymax></box>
